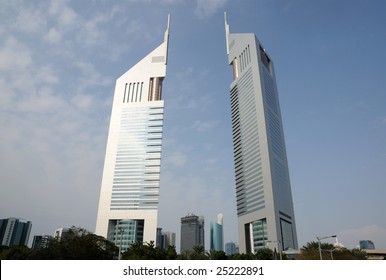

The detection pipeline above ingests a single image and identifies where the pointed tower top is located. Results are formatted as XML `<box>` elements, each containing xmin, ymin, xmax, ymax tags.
<box><xmin>224</xmin><ymin>12</ymin><xmax>230</xmax><ymax>54</ymax></box>
<box><xmin>164</xmin><ymin>14</ymin><xmax>171</xmax><ymax>64</ymax></box>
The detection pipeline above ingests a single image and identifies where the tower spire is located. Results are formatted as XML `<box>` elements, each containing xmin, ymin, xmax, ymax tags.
<box><xmin>164</xmin><ymin>14</ymin><xmax>171</xmax><ymax>64</ymax></box>
<box><xmin>224</xmin><ymin>12</ymin><xmax>230</xmax><ymax>55</ymax></box>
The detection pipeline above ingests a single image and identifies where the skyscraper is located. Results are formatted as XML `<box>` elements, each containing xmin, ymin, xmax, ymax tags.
<box><xmin>180</xmin><ymin>214</ymin><xmax>205</xmax><ymax>252</ymax></box>
<box><xmin>359</xmin><ymin>240</ymin><xmax>375</xmax><ymax>250</ymax></box>
<box><xmin>156</xmin><ymin>228</ymin><xmax>176</xmax><ymax>249</ymax></box>
<box><xmin>224</xmin><ymin>14</ymin><xmax>298</xmax><ymax>253</ymax></box>
<box><xmin>225</xmin><ymin>242</ymin><xmax>238</xmax><ymax>256</ymax></box>
<box><xmin>95</xmin><ymin>16</ymin><xmax>170</xmax><ymax>251</ymax></box>
<box><xmin>32</xmin><ymin>235</ymin><xmax>53</xmax><ymax>249</ymax></box>
<box><xmin>210</xmin><ymin>213</ymin><xmax>223</xmax><ymax>251</ymax></box>
<box><xmin>0</xmin><ymin>217</ymin><xmax>32</xmax><ymax>246</ymax></box>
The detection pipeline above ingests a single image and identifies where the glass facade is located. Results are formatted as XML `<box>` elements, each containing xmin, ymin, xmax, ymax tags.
<box><xmin>180</xmin><ymin>214</ymin><xmax>205</xmax><ymax>252</ymax></box>
<box><xmin>110</xmin><ymin>105</ymin><xmax>163</xmax><ymax>211</ymax></box>
<box><xmin>110</xmin><ymin>219</ymin><xmax>144</xmax><ymax>252</ymax></box>
<box><xmin>0</xmin><ymin>218</ymin><xmax>32</xmax><ymax>246</ymax></box>
<box><xmin>210</xmin><ymin>221</ymin><xmax>223</xmax><ymax>251</ymax></box>
<box><xmin>252</xmin><ymin>219</ymin><xmax>268</xmax><ymax>252</ymax></box>
<box><xmin>279</xmin><ymin>218</ymin><xmax>294</xmax><ymax>250</ymax></box>
<box><xmin>359</xmin><ymin>240</ymin><xmax>375</xmax><ymax>250</ymax></box>
<box><xmin>231</xmin><ymin>68</ymin><xmax>265</xmax><ymax>217</ymax></box>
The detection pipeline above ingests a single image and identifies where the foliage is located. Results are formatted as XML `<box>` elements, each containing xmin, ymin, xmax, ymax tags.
<box><xmin>121</xmin><ymin>241</ymin><xmax>177</xmax><ymax>260</ymax></box>
<box><xmin>177</xmin><ymin>244</ymin><xmax>209</xmax><ymax>260</ymax></box>
<box><xmin>255</xmin><ymin>248</ymin><xmax>274</xmax><ymax>260</ymax></box>
<box><xmin>1</xmin><ymin>234</ymin><xmax>368</xmax><ymax>261</ymax></box>
<box><xmin>0</xmin><ymin>226</ymin><xmax>118</xmax><ymax>260</ymax></box>
<box><xmin>33</xmin><ymin>233</ymin><xmax>118</xmax><ymax>260</ymax></box>
<box><xmin>0</xmin><ymin>245</ymin><xmax>34</xmax><ymax>260</ymax></box>
<box><xmin>351</xmin><ymin>248</ymin><xmax>367</xmax><ymax>260</ymax></box>
<box><xmin>228</xmin><ymin>253</ymin><xmax>256</xmax><ymax>260</ymax></box>
<box><xmin>206</xmin><ymin>250</ymin><xmax>228</xmax><ymax>260</ymax></box>
<box><xmin>227</xmin><ymin>248</ymin><xmax>275</xmax><ymax>260</ymax></box>
<box><xmin>297</xmin><ymin>241</ymin><xmax>368</xmax><ymax>260</ymax></box>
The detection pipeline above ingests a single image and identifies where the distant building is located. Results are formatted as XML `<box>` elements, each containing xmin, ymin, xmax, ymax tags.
<box><xmin>53</xmin><ymin>227</ymin><xmax>90</xmax><ymax>241</ymax></box>
<box><xmin>180</xmin><ymin>214</ymin><xmax>204</xmax><ymax>252</ymax></box>
<box><xmin>225</xmin><ymin>242</ymin><xmax>237</xmax><ymax>256</ymax></box>
<box><xmin>164</xmin><ymin>231</ymin><xmax>176</xmax><ymax>248</ymax></box>
<box><xmin>32</xmin><ymin>235</ymin><xmax>53</xmax><ymax>249</ymax></box>
<box><xmin>210</xmin><ymin>213</ymin><xmax>223</xmax><ymax>251</ymax></box>
<box><xmin>54</xmin><ymin>227</ymin><xmax>71</xmax><ymax>241</ymax></box>
<box><xmin>360</xmin><ymin>240</ymin><xmax>375</xmax><ymax>249</ymax></box>
<box><xmin>156</xmin><ymin>228</ymin><xmax>164</xmax><ymax>248</ymax></box>
<box><xmin>0</xmin><ymin>217</ymin><xmax>32</xmax><ymax>246</ymax></box>
<box><xmin>156</xmin><ymin>228</ymin><xmax>176</xmax><ymax>249</ymax></box>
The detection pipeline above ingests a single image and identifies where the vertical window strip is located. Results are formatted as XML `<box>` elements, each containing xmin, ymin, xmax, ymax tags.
<box><xmin>135</xmin><ymin>82</ymin><xmax>139</xmax><ymax>102</ymax></box>
<box><xmin>123</xmin><ymin>83</ymin><xmax>128</xmax><ymax>103</ymax></box>
<box><xmin>232</xmin><ymin>57</ymin><xmax>238</xmax><ymax>79</ymax></box>
<box><xmin>139</xmin><ymin>82</ymin><xmax>143</xmax><ymax>102</ymax></box>
<box><xmin>243</xmin><ymin>49</ymin><xmax>246</xmax><ymax>69</ymax></box>
<box><xmin>247</xmin><ymin>45</ymin><xmax>251</xmax><ymax>63</ymax></box>
<box><xmin>130</xmin><ymin>83</ymin><xmax>135</xmax><ymax>102</ymax></box>
<box><xmin>127</xmin><ymin>83</ymin><xmax>132</xmax><ymax>103</ymax></box>
<box><xmin>148</xmin><ymin>78</ymin><xmax>154</xmax><ymax>101</ymax></box>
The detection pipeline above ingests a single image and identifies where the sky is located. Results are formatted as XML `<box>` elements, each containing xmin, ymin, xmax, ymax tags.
<box><xmin>1</xmin><ymin>0</ymin><xmax>386</xmax><ymax>251</ymax></box>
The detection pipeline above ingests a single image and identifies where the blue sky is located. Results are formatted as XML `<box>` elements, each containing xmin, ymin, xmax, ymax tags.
<box><xmin>1</xmin><ymin>0</ymin><xmax>385</xmax><ymax>251</ymax></box>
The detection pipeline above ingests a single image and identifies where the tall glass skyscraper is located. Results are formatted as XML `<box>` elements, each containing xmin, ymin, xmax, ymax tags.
<box><xmin>95</xmin><ymin>16</ymin><xmax>170</xmax><ymax>251</ymax></box>
<box><xmin>224</xmin><ymin>14</ymin><xmax>298</xmax><ymax>253</ymax></box>
<box><xmin>210</xmin><ymin>213</ymin><xmax>223</xmax><ymax>251</ymax></box>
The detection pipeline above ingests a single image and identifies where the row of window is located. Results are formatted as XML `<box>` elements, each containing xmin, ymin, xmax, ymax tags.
<box><xmin>110</xmin><ymin>105</ymin><xmax>164</xmax><ymax>211</ymax></box>
<box><xmin>123</xmin><ymin>82</ymin><xmax>144</xmax><ymax>103</ymax></box>
<box><xmin>231</xmin><ymin>44</ymin><xmax>252</xmax><ymax>80</ymax></box>
<box><xmin>122</xmin><ymin>78</ymin><xmax>164</xmax><ymax>103</ymax></box>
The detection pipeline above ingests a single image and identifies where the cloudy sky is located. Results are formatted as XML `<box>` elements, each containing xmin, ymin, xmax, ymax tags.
<box><xmin>1</xmin><ymin>0</ymin><xmax>386</xmax><ymax>251</ymax></box>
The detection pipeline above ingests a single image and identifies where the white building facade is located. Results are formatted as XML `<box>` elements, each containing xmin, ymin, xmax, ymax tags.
<box><xmin>96</xmin><ymin>16</ymin><xmax>170</xmax><ymax>251</ymax></box>
<box><xmin>225</xmin><ymin>14</ymin><xmax>298</xmax><ymax>253</ymax></box>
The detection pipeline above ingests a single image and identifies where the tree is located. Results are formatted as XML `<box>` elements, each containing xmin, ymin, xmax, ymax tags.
<box><xmin>228</xmin><ymin>253</ymin><xmax>256</xmax><ymax>260</ymax></box>
<box><xmin>351</xmin><ymin>248</ymin><xmax>367</xmax><ymax>260</ymax></box>
<box><xmin>177</xmin><ymin>244</ymin><xmax>209</xmax><ymax>260</ymax></box>
<box><xmin>206</xmin><ymin>250</ymin><xmax>228</xmax><ymax>260</ymax></box>
<box><xmin>297</xmin><ymin>241</ymin><xmax>332</xmax><ymax>260</ymax></box>
<box><xmin>255</xmin><ymin>248</ymin><xmax>274</xmax><ymax>260</ymax></box>
<box><xmin>0</xmin><ymin>245</ymin><xmax>33</xmax><ymax>260</ymax></box>
<box><xmin>121</xmin><ymin>241</ymin><xmax>167</xmax><ymax>260</ymax></box>
<box><xmin>297</xmin><ymin>241</ymin><xmax>368</xmax><ymax>260</ymax></box>
<box><xmin>165</xmin><ymin>245</ymin><xmax>178</xmax><ymax>260</ymax></box>
<box><xmin>32</xmin><ymin>228</ymin><xmax>118</xmax><ymax>260</ymax></box>
<box><xmin>191</xmin><ymin>244</ymin><xmax>209</xmax><ymax>260</ymax></box>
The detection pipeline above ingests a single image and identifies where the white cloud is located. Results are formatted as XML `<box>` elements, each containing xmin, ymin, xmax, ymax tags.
<box><xmin>0</xmin><ymin>37</ymin><xmax>32</xmax><ymax>71</ymax></box>
<box><xmin>13</xmin><ymin>5</ymin><xmax>46</xmax><ymax>34</ymax></box>
<box><xmin>195</xmin><ymin>0</ymin><xmax>228</xmax><ymax>19</ymax></box>
<box><xmin>71</xmin><ymin>94</ymin><xmax>94</xmax><ymax>111</ymax></box>
<box><xmin>48</xmin><ymin>0</ymin><xmax>79</xmax><ymax>30</ymax></box>
<box><xmin>164</xmin><ymin>151</ymin><xmax>188</xmax><ymax>167</ymax></box>
<box><xmin>192</xmin><ymin>119</ymin><xmax>219</xmax><ymax>132</ymax></box>
<box><xmin>72</xmin><ymin>61</ymin><xmax>110</xmax><ymax>95</ymax></box>
<box><xmin>44</xmin><ymin>28</ymin><xmax>62</xmax><ymax>44</ymax></box>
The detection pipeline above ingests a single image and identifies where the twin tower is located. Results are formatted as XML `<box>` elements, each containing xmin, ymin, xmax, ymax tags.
<box><xmin>96</xmin><ymin>14</ymin><xmax>298</xmax><ymax>254</ymax></box>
